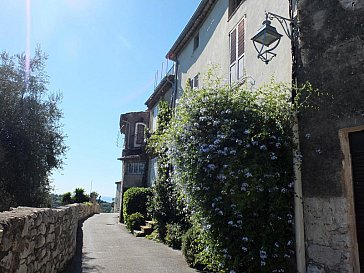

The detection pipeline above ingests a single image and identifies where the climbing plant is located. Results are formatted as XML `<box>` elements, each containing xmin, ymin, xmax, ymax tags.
<box><xmin>146</xmin><ymin>99</ymin><xmax>190</xmax><ymax>242</ymax></box>
<box><xmin>164</xmin><ymin>79</ymin><xmax>317</xmax><ymax>272</ymax></box>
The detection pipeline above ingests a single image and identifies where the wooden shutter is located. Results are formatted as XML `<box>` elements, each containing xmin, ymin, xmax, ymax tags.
<box><xmin>230</xmin><ymin>29</ymin><xmax>237</xmax><ymax>64</ymax></box>
<box><xmin>238</xmin><ymin>20</ymin><xmax>245</xmax><ymax>57</ymax></box>
<box><xmin>349</xmin><ymin>130</ymin><xmax>364</xmax><ymax>271</ymax></box>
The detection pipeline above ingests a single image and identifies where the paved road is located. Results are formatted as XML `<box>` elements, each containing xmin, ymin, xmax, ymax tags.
<box><xmin>62</xmin><ymin>213</ymin><xmax>199</xmax><ymax>273</ymax></box>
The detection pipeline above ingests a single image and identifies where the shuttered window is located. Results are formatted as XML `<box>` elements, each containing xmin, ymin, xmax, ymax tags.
<box><xmin>229</xmin><ymin>19</ymin><xmax>245</xmax><ymax>84</ymax></box>
<box><xmin>230</xmin><ymin>29</ymin><xmax>237</xmax><ymax>64</ymax></box>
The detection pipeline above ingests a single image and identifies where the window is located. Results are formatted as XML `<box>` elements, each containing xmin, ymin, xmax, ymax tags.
<box><xmin>148</xmin><ymin>157</ymin><xmax>158</xmax><ymax>186</ymax></box>
<box><xmin>193</xmin><ymin>32</ymin><xmax>200</xmax><ymax>51</ymax></box>
<box><xmin>229</xmin><ymin>19</ymin><xmax>245</xmax><ymax>84</ymax></box>
<box><xmin>123</xmin><ymin>122</ymin><xmax>130</xmax><ymax>148</ymax></box>
<box><xmin>151</xmin><ymin>105</ymin><xmax>158</xmax><ymax>132</ymax></box>
<box><xmin>134</xmin><ymin>123</ymin><xmax>146</xmax><ymax>147</ymax></box>
<box><xmin>190</xmin><ymin>74</ymin><xmax>199</xmax><ymax>90</ymax></box>
<box><xmin>229</xmin><ymin>0</ymin><xmax>245</xmax><ymax>18</ymax></box>
<box><xmin>126</xmin><ymin>162</ymin><xmax>145</xmax><ymax>175</ymax></box>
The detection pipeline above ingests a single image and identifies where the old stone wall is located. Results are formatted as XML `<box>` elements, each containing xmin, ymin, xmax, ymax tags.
<box><xmin>0</xmin><ymin>203</ymin><xmax>100</xmax><ymax>273</ymax></box>
<box><xmin>296</xmin><ymin>0</ymin><xmax>364</xmax><ymax>272</ymax></box>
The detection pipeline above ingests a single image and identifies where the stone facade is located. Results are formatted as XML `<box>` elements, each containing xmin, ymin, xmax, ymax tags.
<box><xmin>296</xmin><ymin>0</ymin><xmax>364</xmax><ymax>272</ymax></box>
<box><xmin>117</xmin><ymin>111</ymin><xmax>149</xmax><ymax>222</ymax></box>
<box><xmin>0</xmin><ymin>203</ymin><xmax>100</xmax><ymax>273</ymax></box>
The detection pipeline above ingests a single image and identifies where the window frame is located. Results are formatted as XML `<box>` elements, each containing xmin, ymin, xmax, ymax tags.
<box><xmin>134</xmin><ymin>122</ymin><xmax>146</xmax><ymax>147</ymax></box>
<box><xmin>190</xmin><ymin>74</ymin><xmax>200</xmax><ymax>90</ymax></box>
<box><xmin>229</xmin><ymin>18</ymin><xmax>245</xmax><ymax>85</ymax></box>
<box><xmin>126</xmin><ymin>162</ymin><xmax>145</xmax><ymax>175</ymax></box>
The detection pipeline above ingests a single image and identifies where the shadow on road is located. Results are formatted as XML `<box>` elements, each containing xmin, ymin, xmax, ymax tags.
<box><xmin>61</xmin><ymin>220</ymin><xmax>104</xmax><ymax>273</ymax></box>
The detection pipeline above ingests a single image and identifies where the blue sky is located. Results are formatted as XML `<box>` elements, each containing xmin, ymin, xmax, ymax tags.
<box><xmin>0</xmin><ymin>0</ymin><xmax>200</xmax><ymax>199</ymax></box>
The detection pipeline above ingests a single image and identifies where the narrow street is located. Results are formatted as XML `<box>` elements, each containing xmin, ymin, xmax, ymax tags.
<box><xmin>62</xmin><ymin>213</ymin><xmax>199</xmax><ymax>273</ymax></box>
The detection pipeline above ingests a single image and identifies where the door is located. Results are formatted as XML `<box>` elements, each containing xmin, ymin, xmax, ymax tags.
<box><xmin>349</xmin><ymin>130</ymin><xmax>364</xmax><ymax>271</ymax></box>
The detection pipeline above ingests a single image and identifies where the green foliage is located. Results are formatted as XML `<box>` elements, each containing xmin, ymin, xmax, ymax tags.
<box><xmin>73</xmin><ymin>188</ymin><xmax>90</xmax><ymax>203</ymax></box>
<box><xmin>165</xmin><ymin>223</ymin><xmax>184</xmax><ymax>249</ymax></box>
<box><xmin>146</xmin><ymin>99</ymin><xmax>190</xmax><ymax>241</ymax></box>
<box><xmin>163</xmin><ymin>79</ymin><xmax>315</xmax><ymax>272</ymax></box>
<box><xmin>0</xmin><ymin>49</ymin><xmax>67</xmax><ymax>211</ymax></box>
<box><xmin>182</xmin><ymin>226</ymin><xmax>201</xmax><ymax>267</ymax></box>
<box><xmin>123</xmin><ymin>187</ymin><xmax>152</xmax><ymax>226</ymax></box>
<box><xmin>126</xmin><ymin>212</ymin><xmax>145</xmax><ymax>232</ymax></box>
<box><xmin>61</xmin><ymin>192</ymin><xmax>72</xmax><ymax>205</ymax></box>
<box><xmin>182</xmin><ymin>224</ymin><xmax>223</xmax><ymax>272</ymax></box>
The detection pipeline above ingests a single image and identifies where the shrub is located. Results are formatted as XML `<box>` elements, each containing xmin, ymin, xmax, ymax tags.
<box><xmin>126</xmin><ymin>212</ymin><xmax>145</xmax><ymax>232</ymax></box>
<box><xmin>165</xmin><ymin>223</ymin><xmax>184</xmax><ymax>249</ymax></box>
<box><xmin>61</xmin><ymin>192</ymin><xmax>72</xmax><ymax>205</ymax></box>
<box><xmin>73</xmin><ymin>188</ymin><xmax>89</xmax><ymax>203</ymax></box>
<box><xmin>182</xmin><ymin>225</ymin><xmax>223</xmax><ymax>271</ymax></box>
<box><xmin>182</xmin><ymin>226</ymin><xmax>201</xmax><ymax>267</ymax></box>
<box><xmin>164</xmin><ymin>80</ymin><xmax>315</xmax><ymax>272</ymax></box>
<box><xmin>123</xmin><ymin>187</ymin><xmax>152</xmax><ymax>226</ymax></box>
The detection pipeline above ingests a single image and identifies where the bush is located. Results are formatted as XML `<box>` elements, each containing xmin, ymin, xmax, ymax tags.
<box><xmin>165</xmin><ymin>80</ymin><xmax>309</xmax><ymax>272</ymax></box>
<box><xmin>61</xmin><ymin>192</ymin><xmax>72</xmax><ymax>205</ymax></box>
<box><xmin>165</xmin><ymin>223</ymin><xmax>184</xmax><ymax>249</ymax></box>
<box><xmin>182</xmin><ymin>225</ymin><xmax>222</xmax><ymax>271</ymax></box>
<box><xmin>182</xmin><ymin>226</ymin><xmax>201</xmax><ymax>267</ymax></box>
<box><xmin>123</xmin><ymin>187</ymin><xmax>152</xmax><ymax>225</ymax></box>
<box><xmin>73</xmin><ymin>188</ymin><xmax>89</xmax><ymax>203</ymax></box>
<box><xmin>126</xmin><ymin>212</ymin><xmax>145</xmax><ymax>232</ymax></box>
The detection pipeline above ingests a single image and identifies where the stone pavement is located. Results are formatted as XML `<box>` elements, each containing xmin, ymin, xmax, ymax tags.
<box><xmin>62</xmin><ymin>213</ymin><xmax>199</xmax><ymax>273</ymax></box>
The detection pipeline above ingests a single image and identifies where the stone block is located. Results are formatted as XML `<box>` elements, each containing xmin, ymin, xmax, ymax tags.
<box><xmin>35</xmin><ymin>235</ymin><xmax>45</xmax><ymax>249</ymax></box>
<box><xmin>16</xmin><ymin>262</ymin><xmax>28</xmax><ymax>273</ymax></box>
<box><xmin>46</xmin><ymin>233</ymin><xmax>55</xmax><ymax>244</ymax></box>
<box><xmin>307</xmin><ymin>264</ymin><xmax>325</xmax><ymax>273</ymax></box>
<box><xmin>37</xmin><ymin>223</ymin><xmax>46</xmax><ymax>235</ymax></box>
<box><xmin>0</xmin><ymin>252</ymin><xmax>13</xmax><ymax>270</ymax></box>
<box><xmin>20</xmin><ymin>241</ymin><xmax>34</xmax><ymax>260</ymax></box>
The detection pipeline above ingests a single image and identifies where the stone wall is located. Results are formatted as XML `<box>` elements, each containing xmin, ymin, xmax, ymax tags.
<box><xmin>0</xmin><ymin>203</ymin><xmax>100</xmax><ymax>273</ymax></box>
<box><xmin>296</xmin><ymin>0</ymin><xmax>364</xmax><ymax>272</ymax></box>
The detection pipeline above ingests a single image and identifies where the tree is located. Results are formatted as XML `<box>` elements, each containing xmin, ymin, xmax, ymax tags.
<box><xmin>72</xmin><ymin>188</ymin><xmax>89</xmax><ymax>203</ymax></box>
<box><xmin>0</xmin><ymin>48</ymin><xmax>67</xmax><ymax>211</ymax></box>
<box><xmin>61</xmin><ymin>192</ymin><xmax>73</xmax><ymax>205</ymax></box>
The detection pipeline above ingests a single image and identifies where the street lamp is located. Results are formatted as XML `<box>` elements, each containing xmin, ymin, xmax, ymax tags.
<box><xmin>251</xmin><ymin>12</ymin><xmax>296</xmax><ymax>64</ymax></box>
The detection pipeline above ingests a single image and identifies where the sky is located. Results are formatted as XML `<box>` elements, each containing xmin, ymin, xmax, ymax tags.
<box><xmin>0</xmin><ymin>0</ymin><xmax>201</xmax><ymax>200</ymax></box>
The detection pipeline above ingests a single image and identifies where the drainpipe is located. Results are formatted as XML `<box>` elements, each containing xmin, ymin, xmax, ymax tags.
<box><xmin>171</xmin><ymin>60</ymin><xmax>179</xmax><ymax>109</ymax></box>
<box><xmin>290</xmin><ymin>0</ymin><xmax>306</xmax><ymax>271</ymax></box>
<box><xmin>293</xmin><ymin>110</ymin><xmax>306</xmax><ymax>273</ymax></box>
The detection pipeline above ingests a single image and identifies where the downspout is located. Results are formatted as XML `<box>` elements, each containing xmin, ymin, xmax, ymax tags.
<box><xmin>290</xmin><ymin>0</ymin><xmax>306</xmax><ymax>272</ymax></box>
<box><xmin>171</xmin><ymin>60</ymin><xmax>179</xmax><ymax>109</ymax></box>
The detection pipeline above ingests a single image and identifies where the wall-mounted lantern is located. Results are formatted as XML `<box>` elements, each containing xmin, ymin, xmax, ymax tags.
<box><xmin>251</xmin><ymin>12</ymin><xmax>297</xmax><ymax>64</ymax></box>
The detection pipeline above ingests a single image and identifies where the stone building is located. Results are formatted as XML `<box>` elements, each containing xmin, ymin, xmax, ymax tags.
<box><xmin>295</xmin><ymin>1</ymin><xmax>364</xmax><ymax>272</ymax></box>
<box><xmin>117</xmin><ymin>111</ymin><xmax>149</xmax><ymax>221</ymax></box>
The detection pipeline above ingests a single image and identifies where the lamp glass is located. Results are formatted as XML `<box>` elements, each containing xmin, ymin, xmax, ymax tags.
<box><xmin>251</xmin><ymin>20</ymin><xmax>283</xmax><ymax>47</ymax></box>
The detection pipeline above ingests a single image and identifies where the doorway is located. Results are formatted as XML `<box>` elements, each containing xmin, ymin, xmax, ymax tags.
<box><xmin>349</xmin><ymin>130</ymin><xmax>364</xmax><ymax>271</ymax></box>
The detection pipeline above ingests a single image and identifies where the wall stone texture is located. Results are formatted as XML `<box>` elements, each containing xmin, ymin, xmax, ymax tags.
<box><xmin>296</xmin><ymin>0</ymin><xmax>364</xmax><ymax>272</ymax></box>
<box><xmin>304</xmin><ymin>197</ymin><xmax>352</xmax><ymax>273</ymax></box>
<box><xmin>0</xmin><ymin>203</ymin><xmax>100</xmax><ymax>273</ymax></box>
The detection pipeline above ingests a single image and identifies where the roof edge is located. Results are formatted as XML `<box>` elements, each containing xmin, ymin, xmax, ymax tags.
<box><xmin>166</xmin><ymin>0</ymin><xmax>217</xmax><ymax>61</ymax></box>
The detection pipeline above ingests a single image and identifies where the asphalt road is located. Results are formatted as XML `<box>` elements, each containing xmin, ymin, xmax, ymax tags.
<box><xmin>62</xmin><ymin>213</ymin><xmax>199</xmax><ymax>273</ymax></box>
